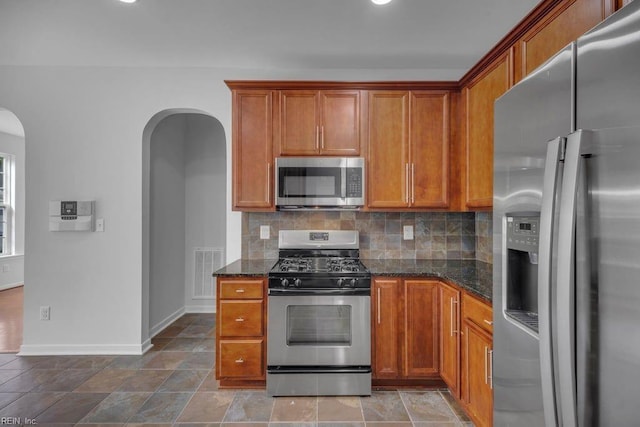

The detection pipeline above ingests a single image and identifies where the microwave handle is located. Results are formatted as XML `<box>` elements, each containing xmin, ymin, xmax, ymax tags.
<box><xmin>341</xmin><ymin>167</ymin><xmax>347</xmax><ymax>198</ymax></box>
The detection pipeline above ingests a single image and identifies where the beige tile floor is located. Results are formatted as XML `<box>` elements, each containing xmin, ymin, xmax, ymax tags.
<box><xmin>0</xmin><ymin>313</ymin><xmax>474</xmax><ymax>426</ymax></box>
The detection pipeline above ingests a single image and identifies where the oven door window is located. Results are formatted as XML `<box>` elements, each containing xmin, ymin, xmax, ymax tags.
<box><xmin>279</xmin><ymin>167</ymin><xmax>341</xmax><ymax>198</ymax></box>
<box><xmin>286</xmin><ymin>305</ymin><xmax>351</xmax><ymax>346</ymax></box>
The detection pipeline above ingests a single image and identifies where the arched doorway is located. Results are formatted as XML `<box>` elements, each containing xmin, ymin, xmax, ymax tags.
<box><xmin>141</xmin><ymin>109</ymin><xmax>226</xmax><ymax>348</ymax></box>
<box><xmin>0</xmin><ymin>108</ymin><xmax>26</xmax><ymax>353</ymax></box>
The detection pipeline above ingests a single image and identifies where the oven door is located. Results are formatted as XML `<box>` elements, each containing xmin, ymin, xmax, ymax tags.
<box><xmin>267</xmin><ymin>293</ymin><xmax>370</xmax><ymax>367</ymax></box>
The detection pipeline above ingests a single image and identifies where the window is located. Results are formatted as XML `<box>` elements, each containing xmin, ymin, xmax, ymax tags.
<box><xmin>0</xmin><ymin>154</ymin><xmax>14</xmax><ymax>255</ymax></box>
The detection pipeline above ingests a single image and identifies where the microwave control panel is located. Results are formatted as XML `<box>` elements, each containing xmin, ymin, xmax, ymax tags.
<box><xmin>346</xmin><ymin>168</ymin><xmax>363</xmax><ymax>197</ymax></box>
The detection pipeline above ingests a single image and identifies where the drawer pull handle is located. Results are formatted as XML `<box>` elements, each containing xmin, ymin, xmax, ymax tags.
<box><xmin>235</xmin><ymin>289</ymin><xmax>245</xmax><ymax>293</ymax></box>
<box><xmin>235</xmin><ymin>317</ymin><xmax>245</xmax><ymax>322</ymax></box>
<box><xmin>235</xmin><ymin>358</ymin><xmax>244</xmax><ymax>364</ymax></box>
<box><xmin>484</xmin><ymin>319</ymin><xmax>493</xmax><ymax>326</ymax></box>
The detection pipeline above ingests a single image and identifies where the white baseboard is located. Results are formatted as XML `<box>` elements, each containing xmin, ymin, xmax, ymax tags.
<box><xmin>18</xmin><ymin>343</ymin><xmax>148</xmax><ymax>356</ymax></box>
<box><xmin>149</xmin><ymin>306</ymin><xmax>186</xmax><ymax>338</ymax></box>
<box><xmin>185</xmin><ymin>305</ymin><xmax>216</xmax><ymax>313</ymax></box>
<box><xmin>0</xmin><ymin>282</ymin><xmax>23</xmax><ymax>292</ymax></box>
<box><xmin>140</xmin><ymin>337</ymin><xmax>153</xmax><ymax>354</ymax></box>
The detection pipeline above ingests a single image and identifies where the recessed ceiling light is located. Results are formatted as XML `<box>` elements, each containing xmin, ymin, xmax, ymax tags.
<box><xmin>371</xmin><ymin>0</ymin><xmax>393</xmax><ymax>5</ymax></box>
<box><xmin>119</xmin><ymin>0</ymin><xmax>137</xmax><ymax>3</ymax></box>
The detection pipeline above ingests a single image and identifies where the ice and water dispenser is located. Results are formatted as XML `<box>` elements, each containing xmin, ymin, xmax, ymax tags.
<box><xmin>505</xmin><ymin>214</ymin><xmax>540</xmax><ymax>333</ymax></box>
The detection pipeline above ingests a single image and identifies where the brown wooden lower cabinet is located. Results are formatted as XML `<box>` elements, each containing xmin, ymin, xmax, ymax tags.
<box><xmin>439</xmin><ymin>281</ymin><xmax>461</xmax><ymax>398</ymax></box>
<box><xmin>219</xmin><ymin>339</ymin><xmax>264</xmax><ymax>378</ymax></box>
<box><xmin>372</xmin><ymin>277</ymin><xmax>402</xmax><ymax>378</ymax></box>
<box><xmin>216</xmin><ymin>277</ymin><xmax>267</xmax><ymax>387</ymax></box>
<box><xmin>372</xmin><ymin>277</ymin><xmax>439</xmax><ymax>380</ymax></box>
<box><xmin>213</xmin><ymin>274</ymin><xmax>494</xmax><ymax>425</ymax></box>
<box><xmin>460</xmin><ymin>292</ymin><xmax>493</xmax><ymax>427</ymax></box>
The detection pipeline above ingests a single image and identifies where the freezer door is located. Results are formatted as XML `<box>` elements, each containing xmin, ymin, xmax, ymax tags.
<box><xmin>493</xmin><ymin>44</ymin><xmax>573</xmax><ymax>426</ymax></box>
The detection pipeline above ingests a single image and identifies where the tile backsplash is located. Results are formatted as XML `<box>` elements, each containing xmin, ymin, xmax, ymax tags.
<box><xmin>475</xmin><ymin>212</ymin><xmax>493</xmax><ymax>264</ymax></box>
<box><xmin>242</xmin><ymin>211</ymin><xmax>481</xmax><ymax>261</ymax></box>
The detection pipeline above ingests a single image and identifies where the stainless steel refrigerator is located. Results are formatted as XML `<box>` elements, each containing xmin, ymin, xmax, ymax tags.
<box><xmin>493</xmin><ymin>2</ymin><xmax>640</xmax><ymax>426</ymax></box>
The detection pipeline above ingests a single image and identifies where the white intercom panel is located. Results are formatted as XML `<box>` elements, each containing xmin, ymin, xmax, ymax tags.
<box><xmin>49</xmin><ymin>200</ymin><xmax>95</xmax><ymax>232</ymax></box>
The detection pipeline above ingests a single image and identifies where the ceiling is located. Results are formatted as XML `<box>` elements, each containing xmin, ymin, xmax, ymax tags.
<box><xmin>0</xmin><ymin>0</ymin><xmax>540</xmax><ymax>80</ymax></box>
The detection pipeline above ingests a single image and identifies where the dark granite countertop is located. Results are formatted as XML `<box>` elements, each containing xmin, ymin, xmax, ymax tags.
<box><xmin>362</xmin><ymin>259</ymin><xmax>492</xmax><ymax>302</ymax></box>
<box><xmin>213</xmin><ymin>259</ymin><xmax>277</xmax><ymax>277</ymax></box>
<box><xmin>213</xmin><ymin>258</ymin><xmax>492</xmax><ymax>303</ymax></box>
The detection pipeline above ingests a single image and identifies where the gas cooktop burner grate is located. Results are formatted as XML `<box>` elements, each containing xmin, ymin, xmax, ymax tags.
<box><xmin>274</xmin><ymin>257</ymin><xmax>366</xmax><ymax>274</ymax></box>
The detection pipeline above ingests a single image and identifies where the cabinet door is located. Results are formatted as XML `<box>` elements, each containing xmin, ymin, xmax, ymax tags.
<box><xmin>279</xmin><ymin>90</ymin><xmax>319</xmax><ymax>155</ymax></box>
<box><xmin>463</xmin><ymin>49</ymin><xmax>513</xmax><ymax>209</ymax></box>
<box><xmin>367</xmin><ymin>91</ymin><xmax>410</xmax><ymax>208</ymax></box>
<box><xmin>517</xmin><ymin>0</ymin><xmax>614</xmax><ymax>80</ymax></box>
<box><xmin>403</xmin><ymin>279</ymin><xmax>439</xmax><ymax>377</ymax></box>
<box><xmin>462</xmin><ymin>320</ymin><xmax>493</xmax><ymax>427</ymax></box>
<box><xmin>320</xmin><ymin>91</ymin><xmax>361</xmax><ymax>155</ymax></box>
<box><xmin>232</xmin><ymin>90</ymin><xmax>274</xmax><ymax>210</ymax></box>
<box><xmin>410</xmin><ymin>91</ymin><xmax>450</xmax><ymax>208</ymax></box>
<box><xmin>372</xmin><ymin>277</ymin><xmax>401</xmax><ymax>379</ymax></box>
<box><xmin>439</xmin><ymin>282</ymin><xmax>460</xmax><ymax>397</ymax></box>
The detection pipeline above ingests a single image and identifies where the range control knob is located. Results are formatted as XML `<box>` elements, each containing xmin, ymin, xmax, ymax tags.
<box><xmin>280</xmin><ymin>278</ymin><xmax>289</xmax><ymax>288</ymax></box>
<box><xmin>337</xmin><ymin>278</ymin><xmax>345</xmax><ymax>287</ymax></box>
<box><xmin>348</xmin><ymin>278</ymin><xmax>358</xmax><ymax>287</ymax></box>
<box><xmin>294</xmin><ymin>278</ymin><xmax>302</xmax><ymax>287</ymax></box>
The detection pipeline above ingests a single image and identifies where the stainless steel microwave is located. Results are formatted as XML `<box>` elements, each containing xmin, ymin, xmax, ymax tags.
<box><xmin>275</xmin><ymin>157</ymin><xmax>365</xmax><ymax>209</ymax></box>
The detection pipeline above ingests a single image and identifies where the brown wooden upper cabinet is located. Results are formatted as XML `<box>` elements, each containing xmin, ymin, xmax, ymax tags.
<box><xmin>278</xmin><ymin>90</ymin><xmax>361</xmax><ymax>156</ymax></box>
<box><xmin>367</xmin><ymin>90</ymin><xmax>450</xmax><ymax>209</ymax></box>
<box><xmin>514</xmin><ymin>0</ymin><xmax>615</xmax><ymax>82</ymax></box>
<box><xmin>231</xmin><ymin>89</ymin><xmax>275</xmax><ymax>211</ymax></box>
<box><xmin>461</xmin><ymin>49</ymin><xmax>513</xmax><ymax>210</ymax></box>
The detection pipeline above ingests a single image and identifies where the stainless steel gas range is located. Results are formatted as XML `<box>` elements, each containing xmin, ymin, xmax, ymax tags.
<box><xmin>266</xmin><ymin>230</ymin><xmax>372</xmax><ymax>397</ymax></box>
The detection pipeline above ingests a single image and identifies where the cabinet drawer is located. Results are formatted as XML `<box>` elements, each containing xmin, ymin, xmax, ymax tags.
<box><xmin>219</xmin><ymin>279</ymin><xmax>264</xmax><ymax>299</ymax></box>
<box><xmin>219</xmin><ymin>300</ymin><xmax>263</xmax><ymax>337</ymax></box>
<box><xmin>462</xmin><ymin>293</ymin><xmax>493</xmax><ymax>334</ymax></box>
<box><xmin>219</xmin><ymin>340</ymin><xmax>264</xmax><ymax>378</ymax></box>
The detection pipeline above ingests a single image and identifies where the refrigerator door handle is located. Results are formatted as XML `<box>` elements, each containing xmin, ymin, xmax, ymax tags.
<box><xmin>538</xmin><ymin>136</ymin><xmax>563</xmax><ymax>427</ymax></box>
<box><xmin>556</xmin><ymin>130</ymin><xmax>592</xmax><ymax>427</ymax></box>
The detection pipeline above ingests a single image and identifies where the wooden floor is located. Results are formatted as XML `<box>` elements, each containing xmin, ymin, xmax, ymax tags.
<box><xmin>0</xmin><ymin>286</ymin><xmax>23</xmax><ymax>353</ymax></box>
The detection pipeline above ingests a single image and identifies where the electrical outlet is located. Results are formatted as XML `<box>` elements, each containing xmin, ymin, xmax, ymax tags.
<box><xmin>260</xmin><ymin>225</ymin><xmax>270</xmax><ymax>239</ymax></box>
<box><xmin>40</xmin><ymin>306</ymin><xmax>50</xmax><ymax>321</ymax></box>
<box><xmin>403</xmin><ymin>225</ymin><xmax>414</xmax><ymax>240</ymax></box>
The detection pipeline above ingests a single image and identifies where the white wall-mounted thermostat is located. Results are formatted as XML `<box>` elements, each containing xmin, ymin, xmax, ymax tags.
<box><xmin>49</xmin><ymin>200</ymin><xmax>95</xmax><ymax>232</ymax></box>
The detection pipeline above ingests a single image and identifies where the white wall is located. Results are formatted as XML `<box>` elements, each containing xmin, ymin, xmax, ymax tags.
<box><xmin>0</xmin><ymin>64</ymin><xmax>399</xmax><ymax>354</ymax></box>
<box><xmin>149</xmin><ymin>115</ymin><xmax>187</xmax><ymax>335</ymax></box>
<box><xmin>0</xmin><ymin>130</ymin><xmax>25</xmax><ymax>290</ymax></box>
<box><xmin>184</xmin><ymin>114</ymin><xmax>226</xmax><ymax>313</ymax></box>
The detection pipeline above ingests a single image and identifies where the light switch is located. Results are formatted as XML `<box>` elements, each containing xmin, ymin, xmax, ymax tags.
<box><xmin>260</xmin><ymin>225</ymin><xmax>270</xmax><ymax>239</ymax></box>
<box><xmin>403</xmin><ymin>225</ymin><xmax>414</xmax><ymax>240</ymax></box>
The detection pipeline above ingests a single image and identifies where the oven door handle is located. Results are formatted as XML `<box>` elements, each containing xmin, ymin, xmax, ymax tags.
<box><xmin>267</xmin><ymin>366</ymin><xmax>372</xmax><ymax>374</ymax></box>
<box><xmin>268</xmin><ymin>288</ymin><xmax>371</xmax><ymax>296</ymax></box>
